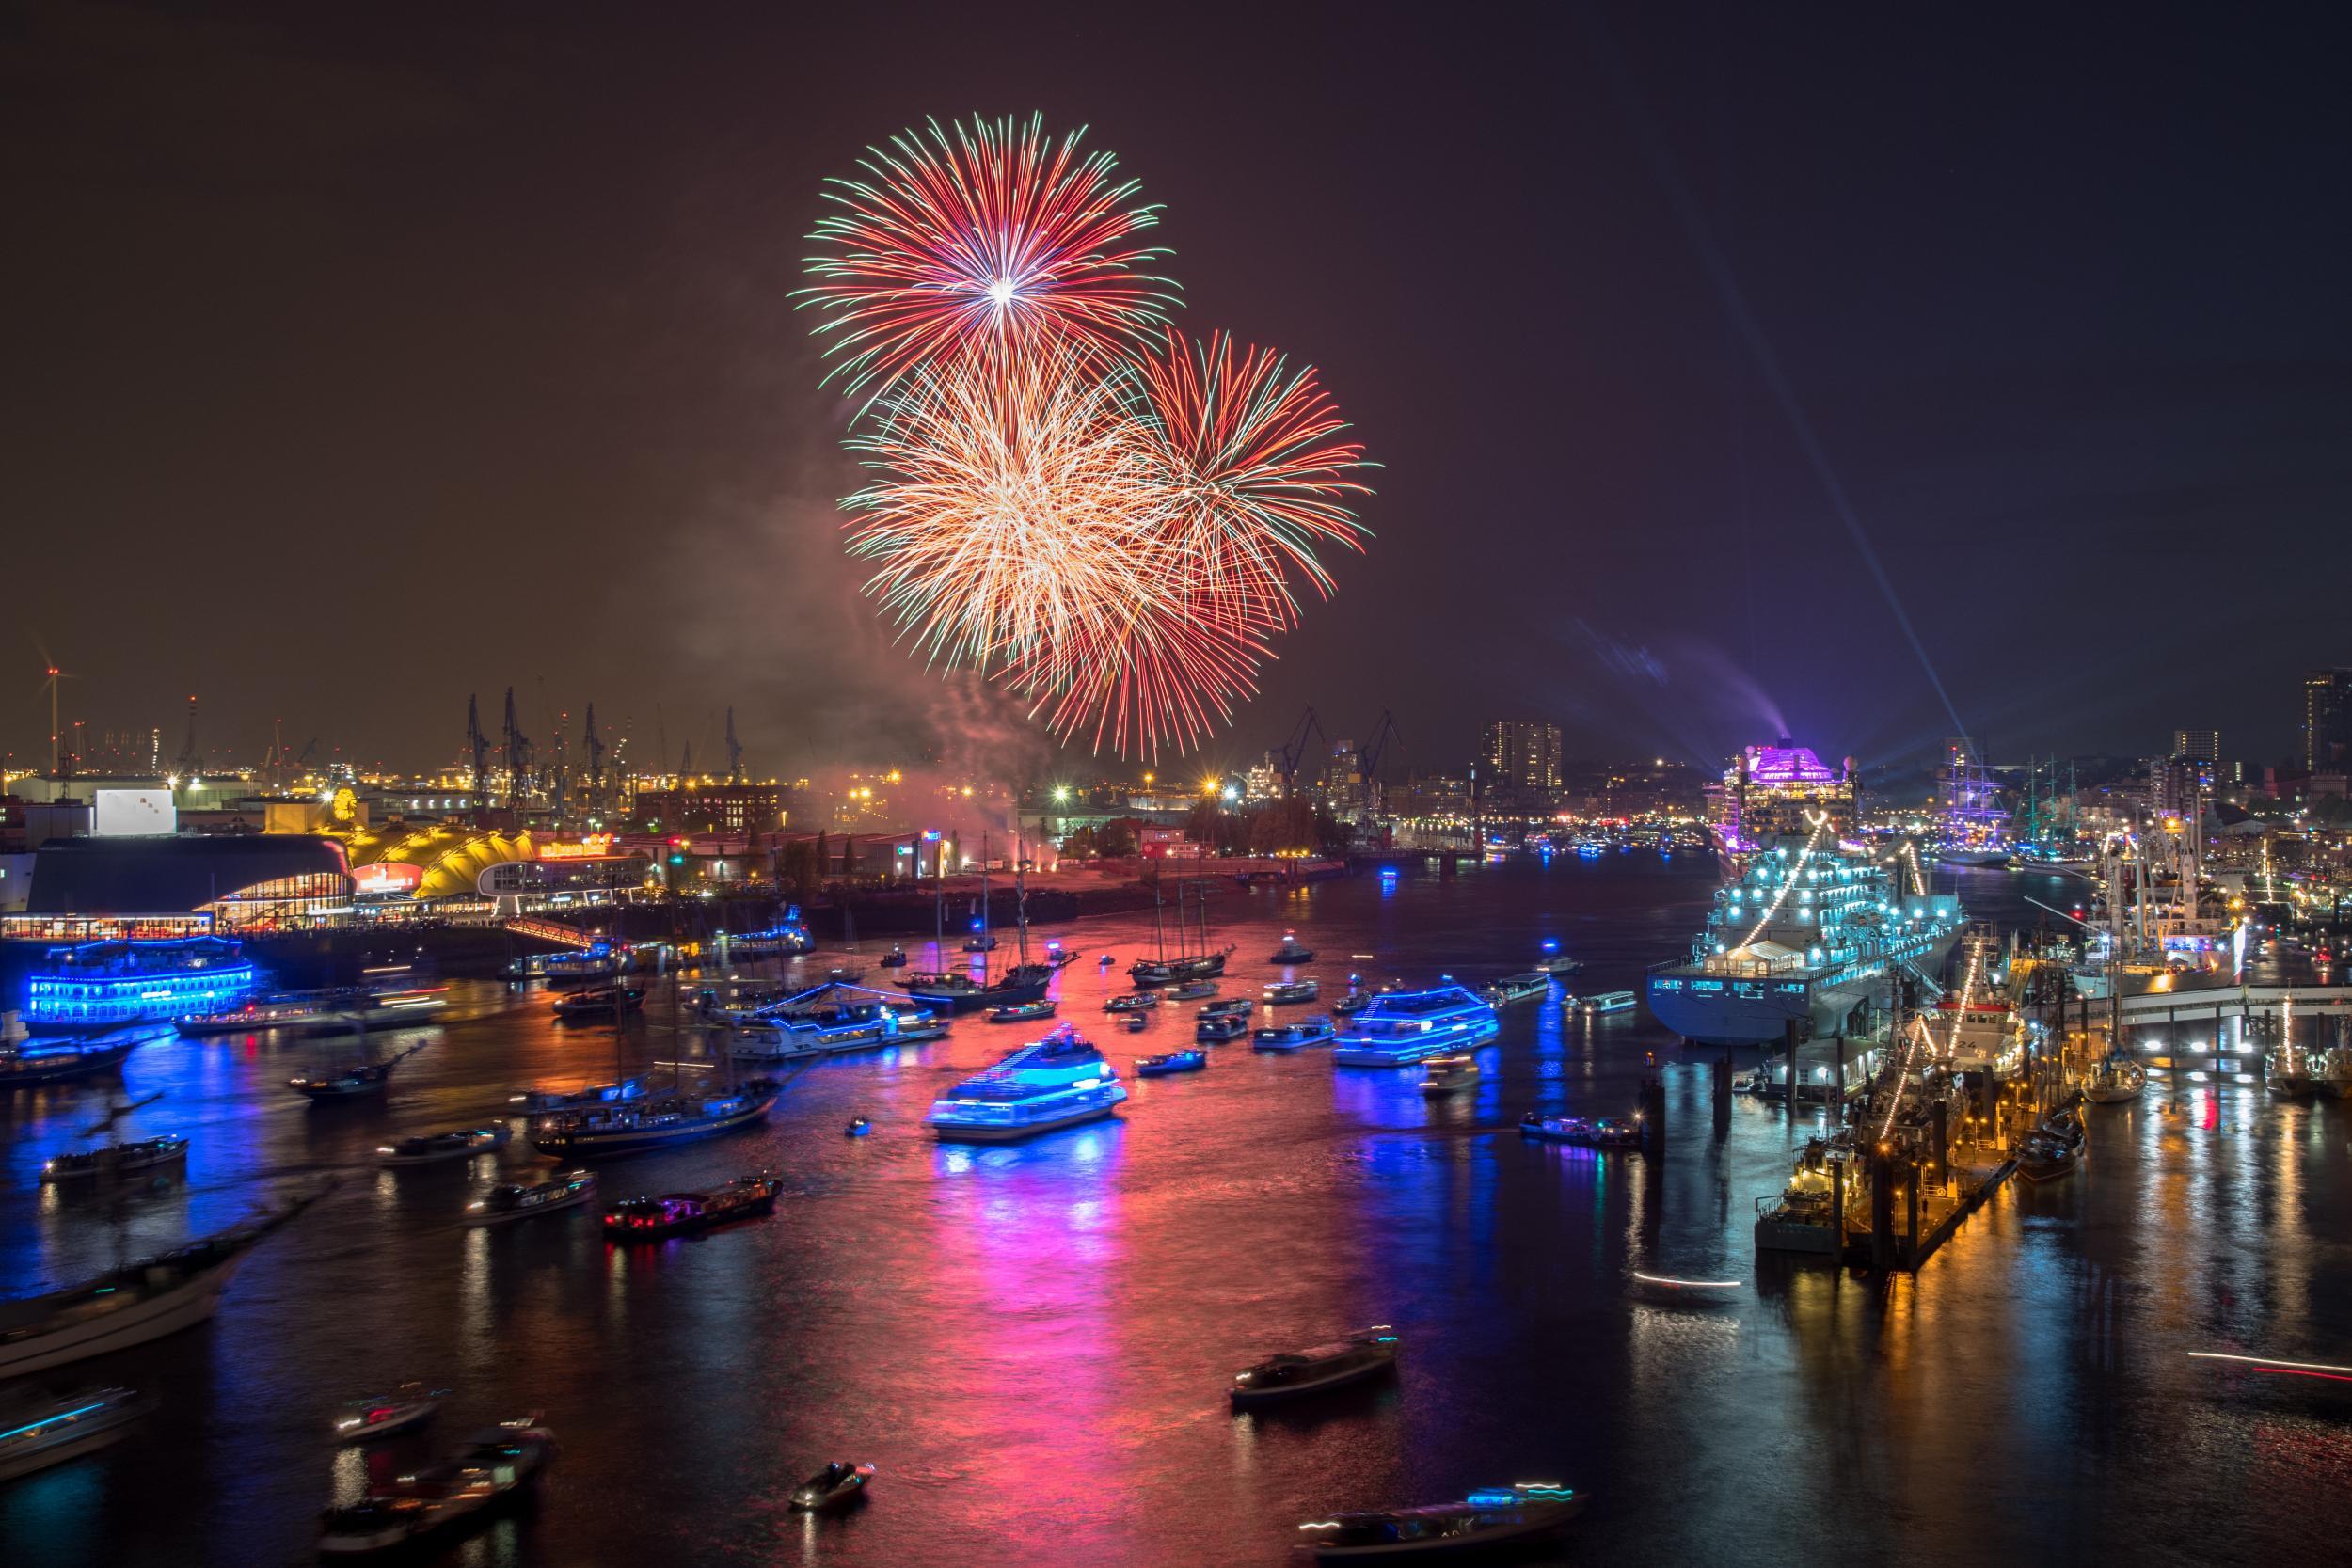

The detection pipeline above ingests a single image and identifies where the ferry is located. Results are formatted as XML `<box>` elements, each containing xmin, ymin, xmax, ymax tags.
<box><xmin>1196</xmin><ymin>1013</ymin><xmax>1248</xmax><ymax>1043</ymax></box>
<box><xmin>317</xmin><ymin>1418</ymin><xmax>556</xmax><ymax>1556</ymax></box>
<box><xmin>1582</xmin><ymin>990</ymin><xmax>1638</xmax><ymax>1014</ymax></box>
<box><xmin>694</xmin><ymin>979</ymin><xmax>796</xmax><ymax>1023</ymax></box>
<box><xmin>0</xmin><ymin>1386</ymin><xmax>158</xmax><ymax>1482</ymax></box>
<box><xmin>1646</xmin><ymin>826</ymin><xmax>1963</xmax><ymax>1046</ymax></box>
<box><xmin>727</xmin><ymin>997</ymin><xmax>945</xmax><ymax>1060</ymax></box>
<box><xmin>0</xmin><ymin>1194</ymin><xmax>319</xmax><ymax>1378</ymax></box>
<box><xmin>1295</xmin><ymin>1483</ymin><xmax>1584</xmax><ymax>1560</ymax></box>
<box><xmin>529</xmin><ymin>1078</ymin><xmax>783</xmax><ymax>1159</ymax></box>
<box><xmin>603</xmin><ymin>1173</ymin><xmax>782</xmax><ymax>1240</ymax></box>
<box><xmin>24</xmin><ymin>937</ymin><xmax>256</xmax><ymax>1033</ymax></box>
<box><xmin>1</xmin><ymin>1025</ymin><xmax>169</xmax><ymax>1089</ymax></box>
<box><xmin>542</xmin><ymin>946</ymin><xmax>628</xmax><ymax>988</ymax></box>
<box><xmin>1269</xmin><ymin>931</ymin><xmax>1315</xmax><ymax>963</ymax></box>
<box><xmin>177</xmin><ymin>986</ymin><xmax>372</xmax><ymax>1037</ymax></box>
<box><xmin>1253</xmin><ymin>1016</ymin><xmax>1338</xmax><ymax>1052</ymax></box>
<box><xmin>1332</xmin><ymin>986</ymin><xmax>1500</xmax><ymax>1067</ymax></box>
<box><xmin>1230</xmin><ymin>1327</ymin><xmax>1398</xmax><ymax>1406</ymax></box>
<box><xmin>1136</xmin><ymin>1048</ymin><xmax>1209</xmax><ymax>1077</ymax></box>
<box><xmin>714</xmin><ymin>918</ymin><xmax>814</xmax><ymax>959</ymax></box>
<box><xmin>376</xmin><ymin>1126</ymin><xmax>510</xmax><ymax>1167</ymax></box>
<box><xmin>1484</xmin><ymin>973</ymin><xmax>1549</xmax><ymax>1006</ymax></box>
<box><xmin>464</xmin><ymin>1169</ymin><xmax>596</xmax><ymax>1227</ymax></box>
<box><xmin>1263</xmin><ymin>979</ymin><xmax>1321</xmax><ymax>1006</ymax></box>
<box><xmin>924</xmin><ymin>1026</ymin><xmax>1127</xmax><ymax>1142</ymax></box>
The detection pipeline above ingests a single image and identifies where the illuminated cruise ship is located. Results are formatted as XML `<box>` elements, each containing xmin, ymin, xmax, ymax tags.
<box><xmin>1646</xmin><ymin>817</ymin><xmax>1963</xmax><ymax>1046</ymax></box>
<box><xmin>924</xmin><ymin>1025</ymin><xmax>1128</xmax><ymax>1141</ymax></box>
<box><xmin>1706</xmin><ymin>743</ymin><xmax>1859</xmax><ymax>856</ymax></box>
<box><xmin>1331</xmin><ymin>985</ymin><xmax>1501</xmax><ymax>1067</ymax></box>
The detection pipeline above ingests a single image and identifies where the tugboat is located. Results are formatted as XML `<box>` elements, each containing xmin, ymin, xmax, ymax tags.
<box><xmin>925</xmin><ymin>1025</ymin><xmax>1127</xmax><ymax>1142</ymax></box>
<box><xmin>1196</xmin><ymin>1013</ymin><xmax>1248</xmax><ymax>1044</ymax></box>
<box><xmin>1231</xmin><ymin>1327</ymin><xmax>1399</xmax><ymax>1406</ymax></box>
<box><xmin>0</xmin><ymin>1192</ymin><xmax>322</xmax><ymax>1378</ymax></box>
<box><xmin>331</xmin><ymin>1382</ymin><xmax>448</xmax><ymax>1443</ymax></box>
<box><xmin>602</xmin><ymin>1173</ymin><xmax>782</xmax><ymax>1240</ymax></box>
<box><xmin>551</xmin><ymin>986</ymin><xmax>644</xmax><ymax>1020</ymax></box>
<box><xmin>376</xmin><ymin>1126</ymin><xmax>511</xmax><ymax>1167</ymax></box>
<box><xmin>0</xmin><ymin>1386</ymin><xmax>158</xmax><ymax>1482</ymax></box>
<box><xmin>1269</xmin><ymin>931</ymin><xmax>1315</xmax><ymax>963</ymax></box>
<box><xmin>316</xmin><ymin>1417</ymin><xmax>557</xmax><ymax>1556</ymax></box>
<box><xmin>530</xmin><ymin>1078</ymin><xmax>783</xmax><ymax>1160</ymax></box>
<box><xmin>1136</xmin><ymin>1048</ymin><xmax>1209</xmax><ymax>1077</ymax></box>
<box><xmin>790</xmin><ymin>1460</ymin><xmax>876</xmax><ymax>1513</ymax></box>
<box><xmin>463</xmin><ymin>1170</ymin><xmax>596</xmax><ymax>1227</ymax></box>
<box><xmin>40</xmin><ymin>1093</ymin><xmax>187</xmax><ymax>1185</ymax></box>
<box><xmin>1295</xmin><ymin>1483</ymin><xmax>1584</xmax><ymax>1560</ymax></box>
<box><xmin>1253</xmin><ymin>1016</ymin><xmax>1338</xmax><ymax>1052</ymax></box>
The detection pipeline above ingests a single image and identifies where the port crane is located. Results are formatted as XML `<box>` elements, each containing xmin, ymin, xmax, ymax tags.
<box><xmin>1276</xmin><ymin>705</ymin><xmax>1327</xmax><ymax>796</ymax></box>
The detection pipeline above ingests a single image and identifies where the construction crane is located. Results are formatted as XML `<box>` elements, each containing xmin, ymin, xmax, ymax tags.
<box><xmin>1277</xmin><ymin>706</ymin><xmax>1327</xmax><ymax>796</ymax></box>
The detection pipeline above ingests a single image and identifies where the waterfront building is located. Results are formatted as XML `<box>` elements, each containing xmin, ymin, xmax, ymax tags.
<box><xmin>631</xmin><ymin>784</ymin><xmax>783</xmax><ymax>838</ymax></box>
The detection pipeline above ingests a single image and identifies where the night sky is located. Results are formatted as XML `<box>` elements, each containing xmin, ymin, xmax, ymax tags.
<box><xmin>7</xmin><ymin>4</ymin><xmax>2348</xmax><ymax>781</ymax></box>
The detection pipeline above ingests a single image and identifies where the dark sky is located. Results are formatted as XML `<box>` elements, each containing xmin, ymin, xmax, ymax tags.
<box><xmin>7</xmin><ymin>2</ymin><xmax>2348</xmax><ymax>784</ymax></box>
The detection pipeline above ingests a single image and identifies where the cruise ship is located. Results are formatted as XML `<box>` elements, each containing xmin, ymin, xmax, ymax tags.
<box><xmin>24</xmin><ymin>937</ymin><xmax>257</xmax><ymax>1033</ymax></box>
<box><xmin>1646</xmin><ymin>818</ymin><xmax>1964</xmax><ymax>1046</ymax></box>
<box><xmin>1331</xmin><ymin>985</ymin><xmax>1501</xmax><ymax>1066</ymax></box>
<box><xmin>924</xmin><ymin>1025</ymin><xmax>1127</xmax><ymax>1141</ymax></box>
<box><xmin>1705</xmin><ymin>742</ymin><xmax>1859</xmax><ymax>857</ymax></box>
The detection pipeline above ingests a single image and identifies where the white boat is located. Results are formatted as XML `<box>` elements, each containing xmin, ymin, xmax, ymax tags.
<box><xmin>1252</xmin><ymin>1016</ymin><xmax>1337</xmax><ymax>1052</ymax></box>
<box><xmin>1196</xmin><ymin>1013</ymin><xmax>1248</xmax><ymax>1043</ymax></box>
<box><xmin>1231</xmin><ymin>1327</ymin><xmax>1397</xmax><ymax>1406</ymax></box>
<box><xmin>0</xmin><ymin>1386</ymin><xmax>157</xmax><ymax>1481</ymax></box>
<box><xmin>728</xmin><ymin>999</ymin><xmax>946</xmax><ymax>1060</ymax></box>
<box><xmin>1333</xmin><ymin>986</ymin><xmax>1500</xmax><ymax>1067</ymax></box>
<box><xmin>2082</xmin><ymin>1056</ymin><xmax>2145</xmax><ymax>1104</ymax></box>
<box><xmin>464</xmin><ymin>1169</ymin><xmax>596</xmax><ymax>1227</ymax></box>
<box><xmin>1483</xmin><ymin>973</ymin><xmax>1549</xmax><ymax>1006</ymax></box>
<box><xmin>1582</xmin><ymin>990</ymin><xmax>1637</xmax><ymax>1014</ymax></box>
<box><xmin>1295</xmin><ymin>1483</ymin><xmax>1584</xmax><ymax>1560</ymax></box>
<box><xmin>925</xmin><ymin>1026</ymin><xmax>1128</xmax><ymax>1142</ymax></box>
<box><xmin>1263</xmin><ymin>979</ymin><xmax>1321</xmax><ymax>1005</ymax></box>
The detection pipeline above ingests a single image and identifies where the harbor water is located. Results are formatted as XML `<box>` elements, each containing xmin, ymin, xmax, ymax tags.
<box><xmin>4</xmin><ymin>857</ymin><xmax>2348</xmax><ymax>1566</ymax></box>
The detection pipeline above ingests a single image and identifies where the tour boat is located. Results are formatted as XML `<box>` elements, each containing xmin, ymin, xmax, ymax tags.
<box><xmin>464</xmin><ymin>1169</ymin><xmax>596</xmax><ymax>1227</ymax></box>
<box><xmin>1263</xmin><ymin>979</ymin><xmax>1321</xmax><ymax>1006</ymax></box>
<box><xmin>176</xmin><ymin>987</ymin><xmax>372</xmax><ymax>1037</ymax></box>
<box><xmin>1136</xmin><ymin>1048</ymin><xmax>1209</xmax><ymax>1077</ymax></box>
<box><xmin>1105</xmin><ymin>991</ymin><xmax>1161</xmax><ymax>1014</ymax></box>
<box><xmin>989</xmin><ymin>999</ymin><xmax>1057</xmax><ymax>1023</ymax></box>
<box><xmin>24</xmin><ymin>936</ymin><xmax>255</xmax><ymax>1033</ymax></box>
<box><xmin>1253</xmin><ymin>1016</ymin><xmax>1338</xmax><ymax>1052</ymax></box>
<box><xmin>529</xmin><ymin>1078</ymin><xmax>783</xmax><ymax>1159</ymax></box>
<box><xmin>2083</xmin><ymin>1055</ymin><xmax>2146</xmax><ymax>1104</ymax></box>
<box><xmin>0</xmin><ymin>1194</ymin><xmax>320</xmax><ymax>1378</ymax></box>
<box><xmin>1483</xmin><ymin>973</ymin><xmax>1549</xmax><ymax>1006</ymax></box>
<box><xmin>0</xmin><ymin>1386</ymin><xmax>158</xmax><ymax>1482</ymax></box>
<box><xmin>602</xmin><ymin>1173</ymin><xmax>782</xmax><ymax>1241</ymax></box>
<box><xmin>1331</xmin><ymin>986</ymin><xmax>1500</xmax><ymax>1067</ymax></box>
<box><xmin>1269</xmin><ymin>931</ymin><xmax>1316</xmax><ymax>963</ymax></box>
<box><xmin>40</xmin><ymin>1113</ymin><xmax>188</xmax><ymax>1184</ymax></box>
<box><xmin>1582</xmin><ymin>990</ymin><xmax>1638</xmax><ymax>1014</ymax></box>
<box><xmin>1418</xmin><ymin>1054</ymin><xmax>1481</xmax><ymax>1095</ymax></box>
<box><xmin>790</xmin><ymin>1461</ymin><xmax>876</xmax><ymax>1513</ymax></box>
<box><xmin>316</xmin><ymin>1417</ymin><xmax>556</xmax><ymax>1556</ymax></box>
<box><xmin>925</xmin><ymin>1026</ymin><xmax>1127</xmax><ymax>1142</ymax></box>
<box><xmin>550</xmin><ymin>986</ymin><xmax>643</xmax><ymax>1019</ymax></box>
<box><xmin>1164</xmin><ymin>980</ymin><xmax>1219</xmax><ymax>1001</ymax></box>
<box><xmin>542</xmin><ymin>947</ymin><xmax>626</xmax><ymax>988</ymax></box>
<box><xmin>1295</xmin><ymin>1483</ymin><xmax>1584</xmax><ymax>1560</ymax></box>
<box><xmin>1199</xmin><ymin>997</ymin><xmax>1254</xmax><ymax>1021</ymax></box>
<box><xmin>1</xmin><ymin>1026</ymin><xmax>168</xmax><ymax>1090</ymax></box>
<box><xmin>727</xmin><ymin>998</ymin><xmax>946</xmax><ymax>1061</ymax></box>
<box><xmin>1197</xmin><ymin>1013</ymin><xmax>1249</xmax><ymax>1043</ymax></box>
<box><xmin>332</xmin><ymin>1382</ymin><xmax>448</xmax><ymax>1443</ymax></box>
<box><xmin>1518</xmin><ymin>1113</ymin><xmax>1641</xmax><ymax>1149</ymax></box>
<box><xmin>376</xmin><ymin>1126</ymin><xmax>510</xmax><ymax>1167</ymax></box>
<box><xmin>1231</xmin><ymin>1328</ymin><xmax>1398</xmax><ymax>1407</ymax></box>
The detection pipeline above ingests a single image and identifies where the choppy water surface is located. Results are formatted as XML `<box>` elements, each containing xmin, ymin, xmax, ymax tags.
<box><xmin>3</xmin><ymin>857</ymin><xmax>2347</xmax><ymax>1567</ymax></box>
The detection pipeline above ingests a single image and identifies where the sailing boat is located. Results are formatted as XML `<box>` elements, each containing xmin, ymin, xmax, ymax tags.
<box><xmin>1164</xmin><ymin>853</ymin><xmax>1234</xmax><ymax>983</ymax></box>
<box><xmin>906</xmin><ymin>831</ymin><xmax>1051</xmax><ymax>1011</ymax></box>
<box><xmin>287</xmin><ymin>1011</ymin><xmax>424</xmax><ymax>1102</ymax></box>
<box><xmin>1129</xmin><ymin>866</ymin><xmax>1177</xmax><ymax>987</ymax></box>
<box><xmin>964</xmin><ymin>835</ymin><xmax>998</xmax><ymax>952</ymax></box>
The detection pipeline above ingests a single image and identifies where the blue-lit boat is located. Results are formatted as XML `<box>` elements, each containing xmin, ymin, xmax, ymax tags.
<box><xmin>0</xmin><ymin>1386</ymin><xmax>158</xmax><ymax>1481</ymax></box>
<box><xmin>1645</xmin><ymin>830</ymin><xmax>1963</xmax><ymax>1046</ymax></box>
<box><xmin>1330</xmin><ymin>986</ymin><xmax>1499</xmax><ymax>1066</ymax></box>
<box><xmin>1136</xmin><ymin>1048</ymin><xmax>1208</xmax><ymax>1077</ymax></box>
<box><xmin>0</xmin><ymin>1025</ymin><xmax>169</xmax><ymax>1089</ymax></box>
<box><xmin>542</xmin><ymin>946</ymin><xmax>627</xmax><ymax>988</ymax></box>
<box><xmin>1252</xmin><ymin>1016</ymin><xmax>1337</xmax><ymax>1052</ymax></box>
<box><xmin>528</xmin><ymin>1078</ymin><xmax>782</xmax><ymax>1159</ymax></box>
<box><xmin>25</xmin><ymin>937</ymin><xmax>255</xmax><ymax>1033</ymax></box>
<box><xmin>1296</xmin><ymin>1483</ymin><xmax>1584</xmax><ymax>1560</ymax></box>
<box><xmin>1196</xmin><ymin>1013</ymin><xmax>1248</xmax><ymax>1043</ymax></box>
<box><xmin>726</xmin><ymin>991</ymin><xmax>946</xmax><ymax>1061</ymax></box>
<box><xmin>924</xmin><ymin>1026</ymin><xmax>1127</xmax><ymax>1142</ymax></box>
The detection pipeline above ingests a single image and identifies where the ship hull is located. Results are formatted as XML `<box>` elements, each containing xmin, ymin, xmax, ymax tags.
<box><xmin>1649</xmin><ymin>929</ymin><xmax>1962</xmax><ymax>1046</ymax></box>
<box><xmin>0</xmin><ymin>1253</ymin><xmax>247</xmax><ymax>1379</ymax></box>
<box><xmin>926</xmin><ymin>1102</ymin><xmax>1120</xmax><ymax>1142</ymax></box>
<box><xmin>529</xmin><ymin>1092</ymin><xmax>779</xmax><ymax>1159</ymax></box>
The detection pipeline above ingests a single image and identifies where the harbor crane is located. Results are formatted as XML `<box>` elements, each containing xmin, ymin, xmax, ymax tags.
<box><xmin>1277</xmin><ymin>705</ymin><xmax>1327</xmax><ymax>796</ymax></box>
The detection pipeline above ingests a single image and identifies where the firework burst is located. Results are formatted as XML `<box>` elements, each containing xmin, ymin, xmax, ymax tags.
<box><xmin>799</xmin><ymin>113</ymin><xmax>1178</xmax><ymax>401</ymax></box>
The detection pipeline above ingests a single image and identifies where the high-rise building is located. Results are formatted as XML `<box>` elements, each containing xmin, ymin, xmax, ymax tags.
<box><xmin>1481</xmin><ymin>720</ymin><xmax>1563</xmax><ymax>796</ymax></box>
<box><xmin>2304</xmin><ymin>670</ymin><xmax>2352</xmax><ymax>772</ymax></box>
<box><xmin>2172</xmin><ymin>729</ymin><xmax>2218</xmax><ymax>765</ymax></box>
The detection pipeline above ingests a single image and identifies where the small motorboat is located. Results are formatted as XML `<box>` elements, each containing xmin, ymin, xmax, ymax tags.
<box><xmin>1418</xmin><ymin>1054</ymin><xmax>1480</xmax><ymax>1096</ymax></box>
<box><xmin>1536</xmin><ymin>942</ymin><xmax>1583</xmax><ymax>976</ymax></box>
<box><xmin>377</xmin><ymin>1126</ymin><xmax>511</xmax><ymax>1167</ymax></box>
<box><xmin>1165</xmin><ymin>980</ymin><xmax>1218</xmax><ymax>1002</ymax></box>
<box><xmin>844</xmin><ymin>1117</ymin><xmax>872</xmax><ymax>1138</ymax></box>
<box><xmin>1630</xmin><ymin>1271</ymin><xmax>1741</xmax><ymax>1303</ymax></box>
<box><xmin>963</xmin><ymin>934</ymin><xmax>998</xmax><ymax>953</ymax></box>
<box><xmin>1518</xmin><ymin>1113</ymin><xmax>1639</xmax><ymax>1149</ymax></box>
<box><xmin>1098</xmin><ymin>954</ymin><xmax>1117</xmax><ymax>968</ymax></box>
<box><xmin>41</xmin><ymin>1133</ymin><xmax>188</xmax><ymax>1185</ymax></box>
<box><xmin>1138</xmin><ymin>1048</ymin><xmax>1210</xmax><ymax>1077</ymax></box>
<box><xmin>317</xmin><ymin>1418</ymin><xmax>556</xmax><ymax>1556</ymax></box>
<box><xmin>1196</xmin><ymin>1014</ymin><xmax>1248</xmax><ymax>1044</ymax></box>
<box><xmin>827</xmin><ymin>966</ymin><xmax>865</xmax><ymax>985</ymax></box>
<box><xmin>1295</xmin><ymin>1483</ymin><xmax>1583</xmax><ymax>1560</ymax></box>
<box><xmin>1123</xmin><ymin>1014</ymin><xmax>1148</xmax><ymax>1033</ymax></box>
<box><xmin>551</xmin><ymin>986</ymin><xmax>644</xmax><ymax>1019</ymax></box>
<box><xmin>332</xmin><ymin>1381</ymin><xmax>448</xmax><ymax>1444</ymax></box>
<box><xmin>989</xmin><ymin>999</ymin><xmax>1058</xmax><ymax>1023</ymax></box>
<box><xmin>464</xmin><ymin>1169</ymin><xmax>596</xmax><ymax>1227</ymax></box>
<box><xmin>1198</xmin><ymin>997</ymin><xmax>1253</xmax><ymax>1021</ymax></box>
<box><xmin>1331</xmin><ymin>990</ymin><xmax>1373</xmax><ymax>1017</ymax></box>
<box><xmin>1105</xmin><ymin>991</ymin><xmax>1161</xmax><ymax>1014</ymax></box>
<box><xmin>1269</xmin><ymin>932</ymin><xmax>1315</xmax><ymax>963</ymax></box>
<box><xmin>0</xmin><ymin>1386</ymin><xmax>158</xmax><ymax>1481</ymax></box>
<box><xmin>879</xmin><ymin>947</ymin><xmax>909</xmax><ymax>969</ymax></box>
<box><xmin>1231</xmin><ymin>1327</ymin><xmax>1398</xmax><ymax>1406</ymax></box>
<box><xmin>2018</xmin><ymin>1131</ymin><xmax>2080</xmax><ymax>1184</ymax></box>
<box><xmin>603</xmin><ymin>1173</ymin><xmax>783</xmax><ymax>1240</ymax></box>
<box><xmin>1263</xmin><ymin>979</ymin><xmax>1321</xmax><ymax>1006</ymax></box>
<box><xmin>1253</xmin><ymin>1017</ymin><xmax>1336</xmax><ymax>1052</ymax></box>
<box><xmin>789</xmin><ymin>1460</ymin><xmax>876</xmax><ymax>1513</ymax></box>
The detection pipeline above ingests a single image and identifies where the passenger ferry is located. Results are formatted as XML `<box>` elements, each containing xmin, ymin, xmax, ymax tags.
<box><xmin>1252</xmin><ymin>1016</ymin><xmax>1337</xmax><ymax>1052</ymax></box>
<box><xmin>1331</xmin><ymin>986</ymin><xmax>1500</xmax><ymax>1066</ymax></box>
<box><xmin>1484</xmin><ymin>973</ymin><xmax>1549</xmax><ymax>1006</ymax></box>
<box><xmin>727</xmin><ymin>996</ymin><xmax>946</xmax><ymax>1060</ymax></box>
<box><xmin>1582</xmin><ymin>990</ymin><xmax>1638</xmax><ymax>1014</ymax></box>
<box><xmin>25</xmin><ymin>938</ymin><xmax>256</xmax><ymax>1033</ymax></box>
<box><xmin>177</xmin><ymin>986</ymin><xmax>372</xmax><ymax>1037</ymax></box>
<box><xmin>1263</xmin><ymin>979</ymin><xmax>1321</xmax><ymax>1005</ymax></box>
<box><xmin>924</xmin><ymin>1026</ymin><xmax>1127</xmax><ymax>1142</ymax></box>
<box><xmin>528</xmin><ymin>1078</ymin><xmax>782</xmax><ymax>1159</ymax></box>
<box><xmin>464</xmin><ymin>1169</ymin><xmax>596</xmax><ymax>1227</ymax></box>
<box><xmin>1646</xmin><ymin>826</ymin><xmax>1963</xmax><ymax>1046</ymax></box>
